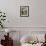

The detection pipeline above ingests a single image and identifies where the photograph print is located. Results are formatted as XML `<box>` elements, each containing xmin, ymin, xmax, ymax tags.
<box><xmin>20</xmin><ymin>6</ymin><xmax>29</xmax><ymax>17</ymax></box>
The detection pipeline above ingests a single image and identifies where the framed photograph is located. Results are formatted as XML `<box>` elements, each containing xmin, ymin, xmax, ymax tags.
<box><xmin>20</xmin><ymin>6</ymin><xmax>29</xmax><ymax>17</ymax></box>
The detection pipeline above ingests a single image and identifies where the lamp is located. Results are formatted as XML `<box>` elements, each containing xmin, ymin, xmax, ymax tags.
<box><xmin>5</xmin><ymin>29</ymin><xmax>10</xmax><ymax>37</ymax></box>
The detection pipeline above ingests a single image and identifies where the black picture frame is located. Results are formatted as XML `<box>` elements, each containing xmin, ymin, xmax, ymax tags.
<box><xmin>20</xmin><ymin>6</ymin><xmax>29</xmax><ymax>17</ymax></box>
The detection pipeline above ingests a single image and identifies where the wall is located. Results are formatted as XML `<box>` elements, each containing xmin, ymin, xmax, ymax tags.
<box><xmin>0</xmin><ymin>0</ymin><xmax>46</xmax><ymax>27</ymax></box>
<box><xmin>0</xmin><ymin>0</ymin><xmax>46</xmax><ymax>46</ymax></box>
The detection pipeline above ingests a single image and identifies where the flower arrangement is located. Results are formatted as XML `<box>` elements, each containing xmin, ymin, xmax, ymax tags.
<box><xmin>0</xmin><ymin>10</ymin><xmax>6</xmax><ymax>28</ymax></box>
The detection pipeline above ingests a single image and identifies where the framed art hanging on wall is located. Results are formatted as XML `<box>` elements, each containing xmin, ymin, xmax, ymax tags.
<box><xmin>20</xmin><ymin>6</ymin><xmax>29</xmax><ymax>17</ymax></box>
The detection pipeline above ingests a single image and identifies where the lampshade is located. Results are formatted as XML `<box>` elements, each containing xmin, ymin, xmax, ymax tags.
<box><xmin>5</xmin><ymin>29</ymin><xmax>10</xmax><ymax>33</ymax></box>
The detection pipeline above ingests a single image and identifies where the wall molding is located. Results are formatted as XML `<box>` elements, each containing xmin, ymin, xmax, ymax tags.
<box><xmin>0</xmin><ymin>27</ymin><xmax>46</xmax><ymax>32</ymax></box>
<box><xmin>0</xmin><ymin>26</ymin><xmax>46</xmax><ymax>29</ymax></box>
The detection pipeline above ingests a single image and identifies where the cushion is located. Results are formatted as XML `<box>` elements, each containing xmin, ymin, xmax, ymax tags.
<box><xmin>20</xmin><ymin>35</ymin><xmax>37</xmax><ymax>43</ymax></box>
